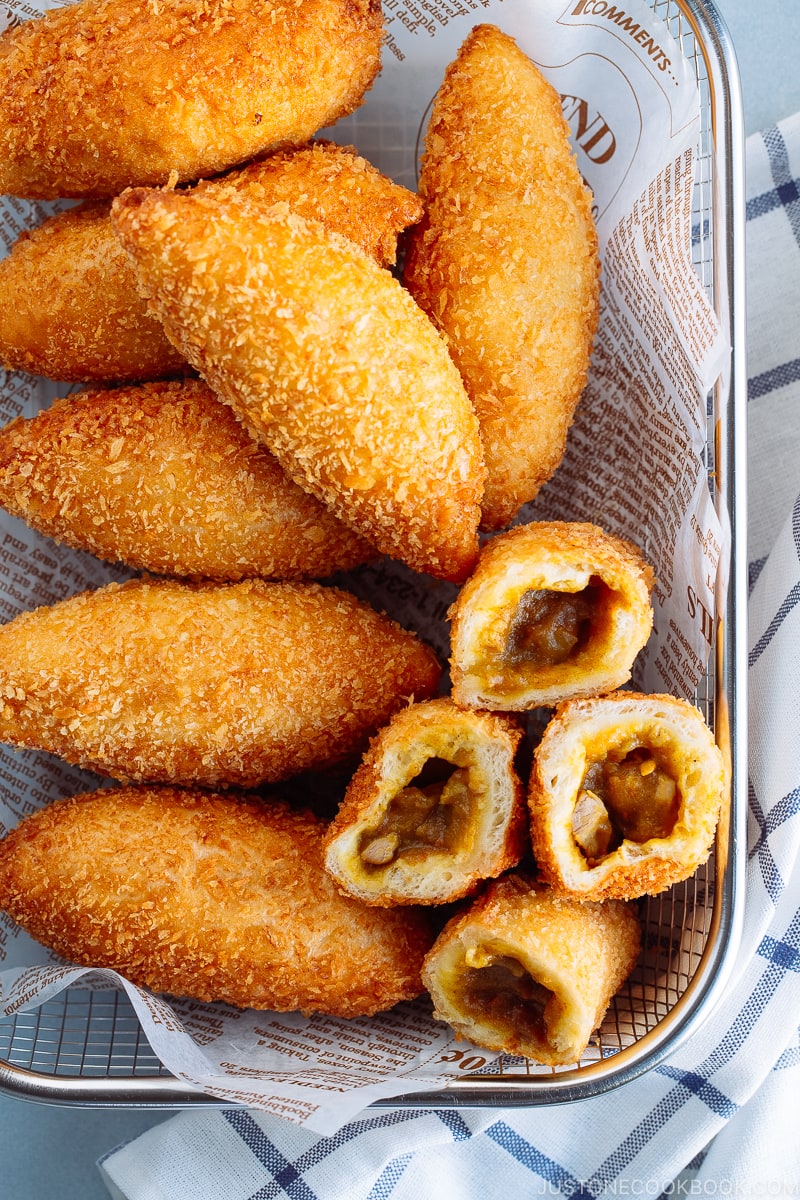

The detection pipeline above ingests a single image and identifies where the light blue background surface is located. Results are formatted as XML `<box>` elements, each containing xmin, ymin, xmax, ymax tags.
<box><xmin>2</xmin><ymin>1</ymin><xmax>799</xmax><ymax>1196</ymax></box>
<box><xmin>723</xmin><ymin>0</ymin><xmax>800</xmax><ymax>137</ymax></box>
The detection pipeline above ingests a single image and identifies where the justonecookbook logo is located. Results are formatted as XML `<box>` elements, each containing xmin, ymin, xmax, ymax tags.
<box><xmin>543</xmin><ymin>1182</ymin><xmax>800</xmax><ymax>1197</ymax></box>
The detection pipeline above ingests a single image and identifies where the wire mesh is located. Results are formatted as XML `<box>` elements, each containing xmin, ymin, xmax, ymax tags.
<box><xmin>0</xmin><ymin>987</ymin><xmax>170</xmax><ymax>1079</ymax></box>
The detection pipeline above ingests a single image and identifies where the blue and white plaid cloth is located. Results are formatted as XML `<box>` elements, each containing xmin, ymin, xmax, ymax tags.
<box><xmin>97</xmin><ymin>117</ymin><xmax>800</xmax><ymax>1200</ymax></box>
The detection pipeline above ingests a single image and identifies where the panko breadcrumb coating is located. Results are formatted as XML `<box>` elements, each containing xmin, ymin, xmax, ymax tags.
<box><xmin>404</xmin><ymin>25</ymin><xmax>601</xmax><ymax>530</ymax></box>
<box><xmin>0</xmin><ymin>788</ymin><xmax>433</xmax><ymax>1016</ymax></box>
<box><xmin>0</xmin><ymin>201</ymin><xmax>185</xmax><ymax>383</ymax></box>
<box><xmin>0</xmin><ymin>578</ymin><xmax>441</xmax><ymax>787</ymax></box>
<box><xmin>0</xmin><ymin>379</ymin><xmax>375</xmax><ymax>580</ymax></box>
<box><xmin>0</xmin><ymin>0</ymin><xmax>383</xmax><ymax>199</ymax></box>
<box><xmin>194</xmin><ymin>141</ymin><xmax>423</xmax><ymax>270</ymax></box>
<box><xmin>112</xmin><ymin>187</ymin><xmax>486</xmax><ymax>582</ymax></box>
<box><xmin>422</xmin><ymin>874</ymin><xmax>640</xmax><ymax>1065</ymax></box>
<box><xmin>0</xmin><ymin>143</ymin><xmax>422</xmax><ymax>384</ymax></box>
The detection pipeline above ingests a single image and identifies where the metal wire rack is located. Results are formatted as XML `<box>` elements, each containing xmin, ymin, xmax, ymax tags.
<box><xmin>0</xmin><ymin>0</ymin><xmax>748</xmax><ymax>1109</ymax></box>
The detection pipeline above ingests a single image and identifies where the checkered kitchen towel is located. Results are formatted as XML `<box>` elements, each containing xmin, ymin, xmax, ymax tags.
<box><xmin>97</xmin><ymin>117</ymin><xmax>800</xmax><ymax>1200</ymax></box>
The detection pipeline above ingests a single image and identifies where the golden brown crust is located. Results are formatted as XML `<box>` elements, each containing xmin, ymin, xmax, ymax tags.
<box><xmin>449</xmin><ymin>521</ymin><xmax>654</xmax><ymax>710</ymax></box>
<box><xmin>193</xmin><ymin>141</ymin><xmax>423</xmax><ymax>269</ymax></box>
<box><xmin>404</xmin><ymin>24</ymin><xmax>600</xmax><ymax>530</ymax></box>
<box><xmin>0</xmin><ymin>201</ymin><xmax>185</xmax><ymax>382</ymax></box>
<box><xmin>0</xmin><ymin>379</ymin><xmax>375</xmax><ymax>580</ymax></box>
<box><xmin>528</xmin><ymin>692</ymin><xmax>726</xmax><ymax>900</ymax></box>
<box><xmin>324</xmin><ymin>698</ymin><xmax>527</xmax><ymax>906</ymax></box>
<box><xmin>0</xmin><ymin>577</ymin><xmax>441</xmax><ymax>787</ymax></box>
<box><xmin>421</xmin><ymin>874</ymin><xmax>640</xmax><ymax>1065</ymax></box>
<box><xmin>0</xmin><ymin>143</ymin><xmax>421</xmax><ymax>383</ymax></box>
<box><xmin>0</xmin><ymin>787</ymin><xmax>433</xmax><ymax>1016</ymax></box>
<box><xmin>0</xmin><ymin>0</ymin><xmax>383</xmax><ymax>199</ymax></box>
<box><xmin>112</xmin><ymin>187</ymin><xmax>486</xmax><ymax>582</ymax></box>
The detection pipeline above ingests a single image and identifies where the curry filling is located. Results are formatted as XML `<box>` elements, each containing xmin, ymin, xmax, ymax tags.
<box><xmin>573</xmin><ymin>745</ymin><xmax>681</xmax><ymax>865</ymax></box>
<box><xmin>359</xmin><ymin>758</ymin><xmax>474</xmax><ymax>868</ymax></box>
<box><xmin>460</xmin><ymin>948</ymin><xmax>554</xmax><ymax>1045</ymax></box>
<box><xmin>502</xmin><ymin>578</ymin><xmax>608</xmax><ymax>672</ymax></box>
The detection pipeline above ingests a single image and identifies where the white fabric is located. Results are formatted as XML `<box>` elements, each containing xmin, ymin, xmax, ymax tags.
<box><xmin>97</xmin><ymin>117</ymin><xmax>800</xmax><ymax>1200</ymax></box>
